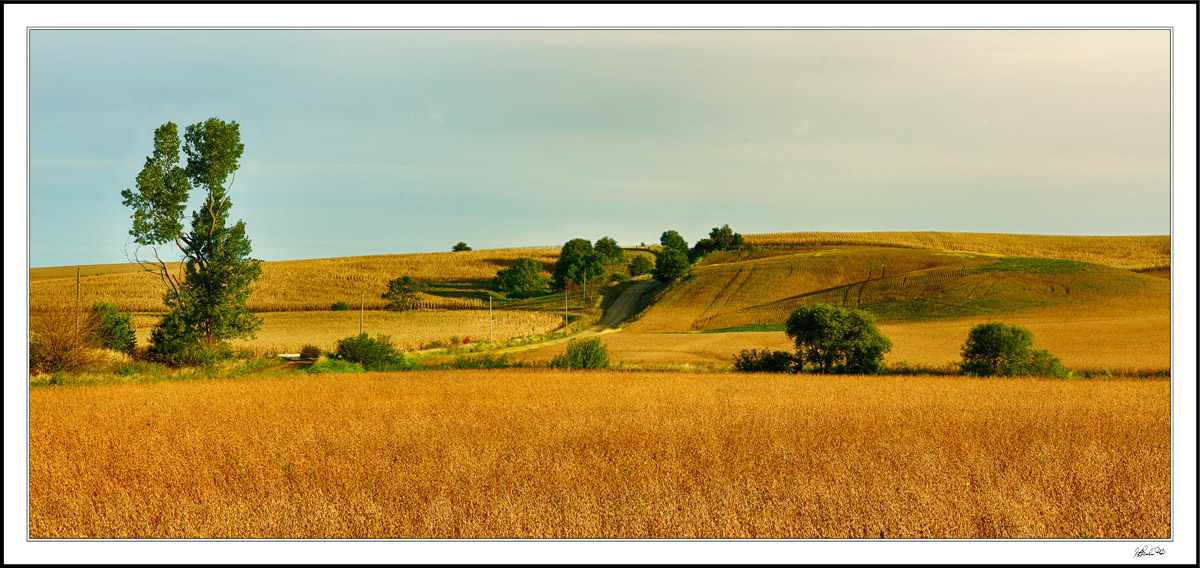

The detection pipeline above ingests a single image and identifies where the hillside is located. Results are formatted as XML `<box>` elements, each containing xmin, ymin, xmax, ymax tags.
<box><xmin>743</xmin><ymin>231</ymin><xmax>1170</xmax><ymax>272</ymax></box>
<box><xmin>627</xmin><ymin>246</ymin><xmax>1170</xmax><ymax>332</ymax></box>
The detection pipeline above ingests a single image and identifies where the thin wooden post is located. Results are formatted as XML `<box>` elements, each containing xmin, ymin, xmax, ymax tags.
<box><xmin>359</xmin><ymin>290</ymin><xmax>364</xmax><ymax>335</ymax></box>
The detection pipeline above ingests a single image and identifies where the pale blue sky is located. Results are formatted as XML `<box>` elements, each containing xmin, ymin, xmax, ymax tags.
<box><xmin>26</xmin><ymin>28</ymin><xmax>1173</xmax><ymax>267</ymax></box>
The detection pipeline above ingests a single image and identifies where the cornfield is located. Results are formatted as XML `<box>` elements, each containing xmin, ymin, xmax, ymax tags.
<box><xmin>29</xmin><ymin>370</ymin><xmax>1170</xmax><ymax>539</ymax></box>
<box><xmin>743</xmin><ymin>232</ymin><xmax>1170</xmax><ymax>271</ymax></box>
<box><xmin>29</xmin><ymin>247</ymin><xmax>560</xmax><ymax>314</ymax></box>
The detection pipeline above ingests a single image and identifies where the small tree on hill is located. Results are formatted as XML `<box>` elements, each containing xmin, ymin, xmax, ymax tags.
<box><xmin>382</xmin><ymin>276</ymin><xmax>425</xmax><ymax>311</ymax></box>
<box><xmin>452</xmin><ymin>242</ymin><xmax>472</xmax><ymax>252</ymax></box>
<box><xmin>660</xmin><ymin>230</ymin><xmax>689</xmax><ymax>254</ymax></box>
<box><xmin>785</xmin><ymin>303</ymin><xmax>891</xmax><ymax>374</ymax></box>
<box><xmin>628</xmin><ymin>254</ymin><xmax>654</xmax><ymax>277</ymax></box>
<box><xmin>594</xmin><ymin>236</ymin><xmax>624</xmax><ymax>265</ymax></box>
<box><xmin>553</xmin><ymin>238</ymin><xmax>607</xmax><ymax>291</ymax></box>
<box><xmin>960</xmin><ymin>322</ymin><xmax>1068</xmax><ymax>377</ymax></box>
<box><xmin>691</xmin><ymin>224</ymin><xmax>746</xmax><ymax>259</ymax></box>
<box><xmin>496</xmin><ymin>257</ymin><xmax>551</xmax><ymax>299</ymax></box>
<box><xmin>653</xmin><ymin>248</ymin><xmax>690</xmax><ymax>282</ymax></box>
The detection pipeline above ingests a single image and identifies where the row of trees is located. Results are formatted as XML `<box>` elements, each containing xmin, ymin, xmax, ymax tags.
<box><xmin>735</xmin><ymin>303</ymin><xmax>1067</xmax><ymax>377</ymax></box>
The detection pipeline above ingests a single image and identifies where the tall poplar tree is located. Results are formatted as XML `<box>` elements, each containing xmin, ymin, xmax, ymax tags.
<box><xmin>121</xmin><ymin>118</ymin><xmax>261</xmax><ymax>365</ymax></box>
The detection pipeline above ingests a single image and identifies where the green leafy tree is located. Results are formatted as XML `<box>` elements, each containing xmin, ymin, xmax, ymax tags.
<box><xmin>960</xmin><ymin>322</ymin><xmax>1068</xmax><ymax>377</ymax></box>
<box><xmin>660</xmin><ymin>230</ymin><xmax>689</xmax><ymax>254</ymax></box>
<box><xmin>653</xmin><ymin>248</ymin><xmax>690</xmax><ymax>282</ymax></box>
<box><xmin>495</xmin><ymin>257</ymin><xmax>551</xmax><ymax>299</ymax></box>
<box><xmin>88</xmin><ymin>301</ymin><xmax>137</xmax><ymax>353</ymax></box>
<box><xmin>785</xmin><ymin>303</ymin><xmax>892</xmax><ymax>374</ymax></box>
<box><xmin>382</xmin><ymin>276</ymin><xmax>426</xmax><ymax>311</ymax></box>
<box><xmin>553</xmin><ymin>238</ymin><xmax>607</xmax><ymax>291</ymax></box>
<box><xmin>691</xmin><ymin>223</ymin><xmax>746</xmax><ymax>259</ymax></box>
<box><xmin>121</xmin><ymin>118</ymin><xmax>261</xmax><ymax>365</ymax></box>
<box><xmin>452</xmin><ymin>242</ymin><xmax>472</xmax><ymax>252</ymax></box>
<box><xmin>594</xmin><ymin>236</ymin><xmax>625</xmax><ymax>265</ymax></box>
<box><xmin>628</xmin><ymin>254</ymin><xmax>654</xmax><ymax>277</ymax></box>
<box><xmin>733</xmin><ymin>349</ymin><xmax>797</xmax><ymax>373</ymax></box>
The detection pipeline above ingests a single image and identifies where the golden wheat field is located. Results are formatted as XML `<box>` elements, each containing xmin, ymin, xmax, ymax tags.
<box><xmin>29</xmin><ymin>369</ymin><xmax>1169</xmax><ymax>539</ymax></box>
<box><xmin>743</xmin><ymin>231</ymin><xmax>1170</xmax><ymax>272</ymax></box>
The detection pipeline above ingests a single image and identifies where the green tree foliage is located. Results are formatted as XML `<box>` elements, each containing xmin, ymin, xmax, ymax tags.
<box><xmin>733</xmin><ymin>349</ymin><xmax>797</xmax><ymax>373</ymax></box>
<box><xmin>653</xmin><ymin>248</ymin><xmax>691</xmax><ymax>282</ymax></box>
<box><xmin>88</xmin><ymin>301</ymin><xmax>137</xmax><ymax>353</ymax></box>
<box><xmin>335</xmin><ymin>333</ymin><xmax>409</xmax><ymax>371</ymax></box>
<box><xmin>495</xmin><ymin>257</ymin><xmax>551</xmax><ymax>299</ymax></box>
<box><xmin>960</xmin><ymin>322</ymin><xmax>1068</xmax><ymax>377</ymax></box>
<box><xmin>660</xmin><ymin>230</ymin><xmax>689</xmax><ymax>254</ymax></box>
<box><xmin>452</xmin><ymin>242</ymin><xmax>472</xmax><ymax>252</ymax></box>
<box><xmin>628</xmin><ymin>254</ymin><xmax>654</xmax><ymax>277</ymax></box>
<box><xmin>594</xmin><ymin>236</ymin><xmax>625</xmax><ymax>265</ymax></box>
<box><xmin>691</xmin><ymin>224</ymin><xmax>746</xmax><ymax>259</ymax></box>
<box><xmin>552</xmin><ymin>238</ymin><xmax>607</xmax><ymax>291</ymax></box>
<box><xmin>382</xmin><ymin>276</ymin><xmax>426</xmax><ymax>311</ymax></box>
<box><xmin>122</xmin><ymin>118</ymin><xmax>261</xmax><ymax>366</ymax></box>
<box><xmin>550</xmin><ymin>337</ymin><xmax>610</xmax><ymax>370</ymax></box>
<box><xmin>785</xmin><ymin>303</ymin><xmax>892</xmax><ymax>374</ymax></box>
<box><xmin>330</xmin><ymin>300</ymin><xmax>352</xmax><ymax>311</ymax></box>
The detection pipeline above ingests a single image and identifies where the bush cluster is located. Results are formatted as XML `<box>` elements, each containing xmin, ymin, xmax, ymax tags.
<box><xmin>334</xmin><ymin>333</ymin><xmax>410</xmax><ymax>371</ymax></box>
<box><xmin>299</xmin><ymin>344</ymin><xmax>321</xmax><ymax>359</ymax></box>
<box><xmin>330</xmin><ymin>300</ymin><xmax>352</xmax><ymax>311</ymax></box>
<box><xmin>551</xmin><ymin>337</ymin><xmax>610</xmax><ymax>370</ymax></box>
<box><xmin>960</xmin><ymin>323</ymin><xmax>1069</xmax><ymax>377</ymax></box>
<box><xmin>733</xmin><ymin>349</ymin><xmax>796</xmax><ymax>373</ymax></box>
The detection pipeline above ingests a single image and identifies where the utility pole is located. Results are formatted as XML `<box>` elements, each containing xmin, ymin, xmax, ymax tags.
<box><xmin>488</xmin><ymin>295</ymin><xmax>493</xmax><ymax>343</ymax></box>
<box><xmin>359</xmin><ymin>290</ymin><xmax>364</xmax><ymax>335</ymax></box>
<box><xmin>75</xmin><ymin>266</ymin><xmax>81</xmax><ymax>335</ymax></box>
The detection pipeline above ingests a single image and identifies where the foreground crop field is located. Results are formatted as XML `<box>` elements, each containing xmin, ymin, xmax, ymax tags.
<box><xmin>30</xmin><ymin>370</ymin><xmax>1170</xmax><ymax>539</ymax></box>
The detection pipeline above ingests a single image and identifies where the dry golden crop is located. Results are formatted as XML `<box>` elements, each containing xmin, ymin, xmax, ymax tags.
<box><xmin>29</xmin><ymin>247</ymin><xmax>560</xmax><ymax>314</ymax></box>
<box><xmin>744</xmin><ymin>231</ymin><xmax>1170</xmax><ymax>271</ymax></box>
<box><xmin>29</xmin><ymin>370</ymin><xmax>1169</xmax><ymax>539</ymax></box>
<box><xmin>122</xmin><ymin>310</ymin><xmax>564</xmax><ymax>356</ymax></box>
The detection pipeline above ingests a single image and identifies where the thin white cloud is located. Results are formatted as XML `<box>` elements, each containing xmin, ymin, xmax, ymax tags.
<box><xmin>427</xmin><ymin>111</ymin><xmax>445</xmax><ymax>124</ymax></box>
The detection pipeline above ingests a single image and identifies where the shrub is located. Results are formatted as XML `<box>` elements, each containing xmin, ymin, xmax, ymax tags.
<box><xmin>89</xmin><ymin>301</ymin><xmax>137</xmax><ymax>352</ymax></box>
<box><xmin>653</xmin><ymin>248</ymin><xmax>690</xmax><ymax>282</ymax></box>
<box><xmin>29</xmin><ymin>301</ymin><xmax>103</xmax><ymax>375</ymax></box>
<box><xmin>145</xmin><ymin>309</ymin><xmax>232</xmax><ymax>367</ymax></box>
<box><xmin>452</xmin><ymin>242</ymin><xmax>472</xmax><ymax>252</ymax></box>
<box><xmin>960</xmin><ymin>323</ymin><xmax>1069</xmax><ymax>377</ymax></box>
<box><xmin>550</xmin><ymin>337</ymin><xmax>610</xmax><ymax>370</ymax></box>
<box><xmin>785</xmin><ymin>303</ymin><xmax>892</xmax><ymax>374</ymax></box>
<box><xmin>628</xmin><ymin>255</ymin><xmax>654</xmax><ymax>277</ymax></box>
<box><xmin>331</xmin><ymin>300</ymin><xmax>352</xmax><ymax>311</ymax></box>
<box><xmin>594</xmin><ymin>236</ymin><xmax>625</xmax><ymax>265</ymax></box>
<box><xmin>304</xmin><ymin>358</ymin><xmax>365</xmax><ymax>374</ymax></box>
<box><xmin>334</xmin><ymin>333</ymin><xmax>409</xmax><ymax>371</ymax></box>
<box><xmin>733</xmin><ymin>349</ymin><xmax>797</xmax><ymax>373</ymax></box>
<box><xmin>299</xmin><ymin>344</ymin><xmax>321</xmax><ymax>359</ymax></box>
<box><xmin>382</xmin><ymin>276</ymin><xmax>426</xmax><ymax>311</ymax></box>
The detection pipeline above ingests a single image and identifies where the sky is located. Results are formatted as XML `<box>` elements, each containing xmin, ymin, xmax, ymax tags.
<box><xmin>21</xmin><ymin>26</ymin><xmax>1178</xmax><ymax>268</ymax></box>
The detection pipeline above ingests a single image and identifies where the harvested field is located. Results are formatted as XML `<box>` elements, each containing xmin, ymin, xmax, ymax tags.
<box><xmin>743</xmin><ymin>231</ymin><xmax>1170</xmax><ymax>272</ymax></box>
<box><xmin>29</xmin><ymin>370</ymin><xmax>1170</xmax><ymax>539</ymax></box>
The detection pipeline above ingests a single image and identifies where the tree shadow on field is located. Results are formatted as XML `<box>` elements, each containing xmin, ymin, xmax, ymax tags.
<box><xmin>424</xmin><ymin>280</ymin><xmax>494</xmax><ymax>300</ymax></box>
